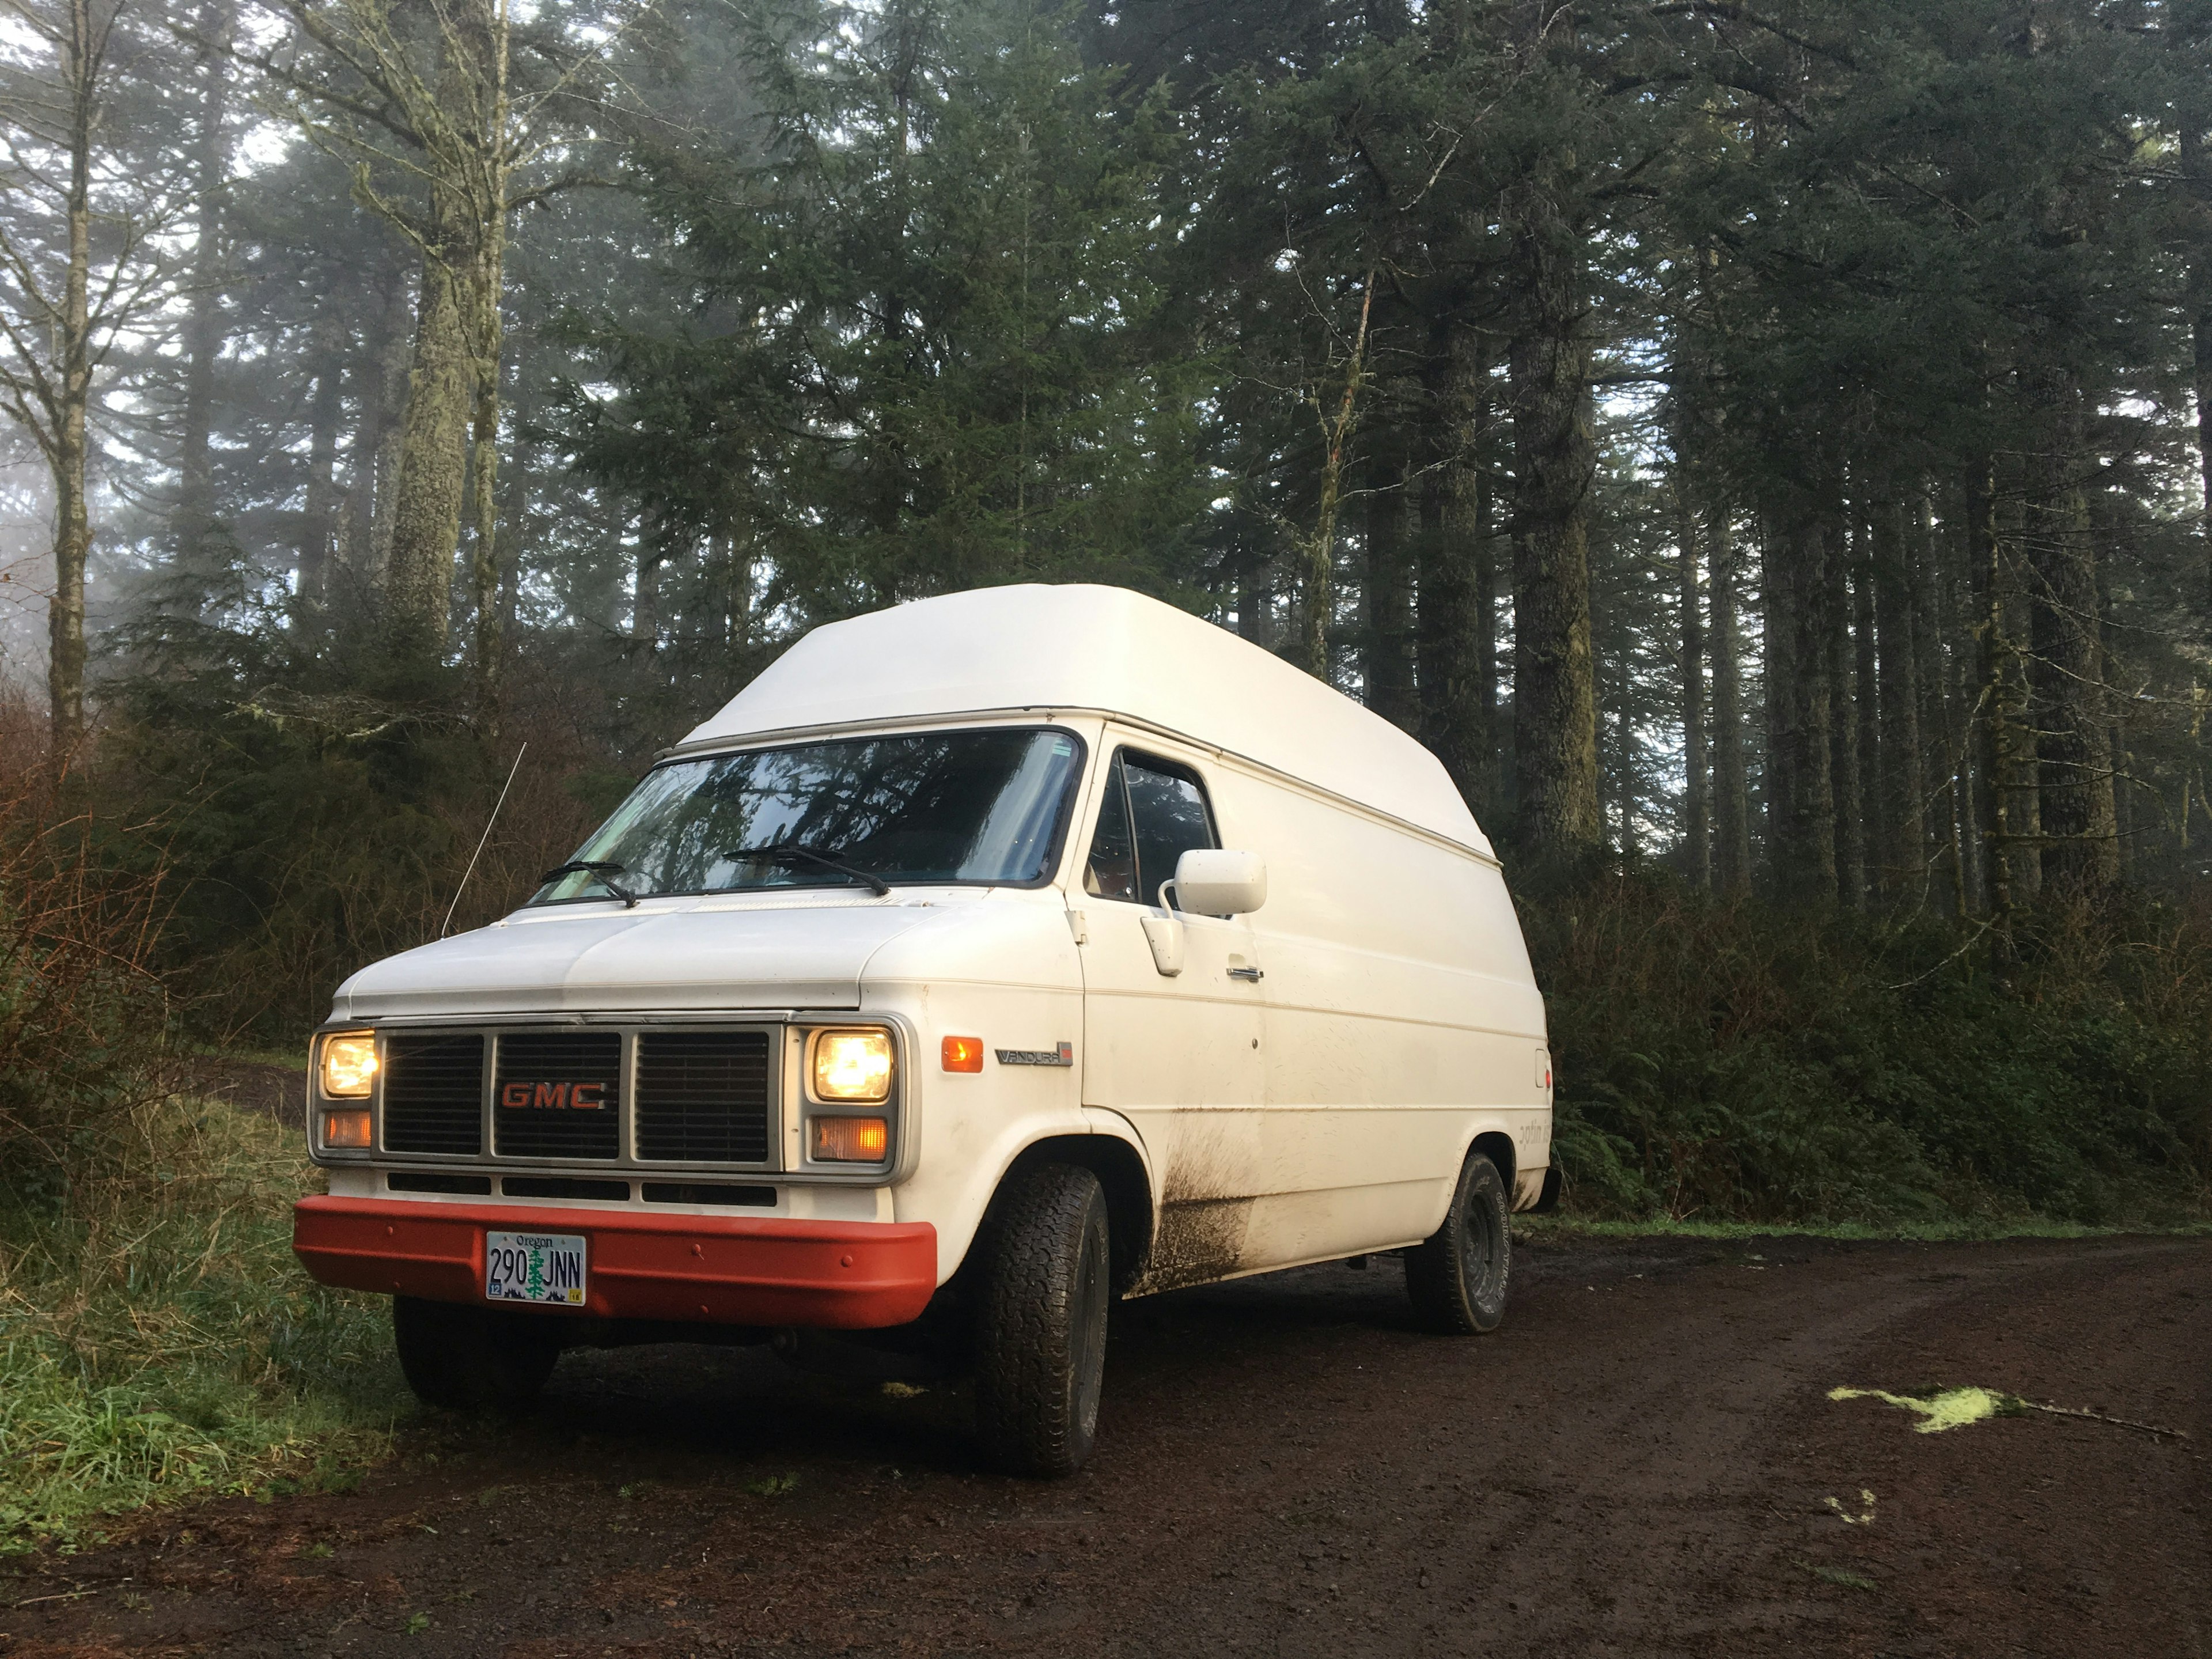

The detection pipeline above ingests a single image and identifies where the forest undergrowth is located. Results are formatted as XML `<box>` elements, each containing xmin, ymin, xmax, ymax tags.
<box><xmin>1532</xmin><ymin>874</ymin><xmax>2212</xmax><ymax>1229</ymax></box>
<box><xmin>0</xmin><ymin>700</ymin><xmax>400</xmax><ymax>1555</ymax></box>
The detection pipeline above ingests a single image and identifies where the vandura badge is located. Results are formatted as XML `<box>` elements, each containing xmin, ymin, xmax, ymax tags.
<box><xmin>995</xmin><ymin>1042</ymin><xmax>1075</xmax><ymax>1067</ymax></box>
<box><xmin>499</xmin><ymin>1081</ymin><xmax>609</xmax><ymax>1109</ymax></box>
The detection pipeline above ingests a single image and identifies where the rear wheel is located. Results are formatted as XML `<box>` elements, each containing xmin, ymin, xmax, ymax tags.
<box><xmin>972</xmin><ymin>1163</ymin><xmax>1111</xmax><ymax>1477</ymax></box>
<box><xmin>392</xmin><ymin>1296</ymin><xmax>562</xmax><ymax>1411</ymax></box>
<box><xmin>1405</xmin><ymin>1151</ymin><xmax>1510</xmax><ymax>1334</ymax></box>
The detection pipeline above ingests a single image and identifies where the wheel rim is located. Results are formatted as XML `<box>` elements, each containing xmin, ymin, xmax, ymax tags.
<box><xmin>1459</xmin><ymin>1177</ymin><xmax>1505</xmax><ymax>1305</ymax></box>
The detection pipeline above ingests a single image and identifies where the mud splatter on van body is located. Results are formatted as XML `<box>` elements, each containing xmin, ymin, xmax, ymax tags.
<box><xmin>1125</xmin><ymin>1131</ymin><xmax>1258</xmax><ymax>1295</ymax></box>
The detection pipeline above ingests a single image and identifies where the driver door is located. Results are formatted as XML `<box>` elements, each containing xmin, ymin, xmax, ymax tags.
<box><xmin>1074</xmin><ymin>747</ymin><xmax>1264</xmax><ymax>1292</ymax></box>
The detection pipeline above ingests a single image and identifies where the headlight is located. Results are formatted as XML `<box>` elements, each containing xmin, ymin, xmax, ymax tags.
<box><xmin>320</xmin><ymin>1032</ymin><xmax>378</xmax><ymax>1099</ymax></box>
<box><xmin>812</xmin><ymin>1029</ymin><xmax>893</xmax><ymax>1103</ymax></box>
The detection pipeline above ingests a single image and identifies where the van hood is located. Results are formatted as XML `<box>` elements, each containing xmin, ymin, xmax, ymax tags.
<box><xmin>331</xmin><ymin>897</ymin><xmax>949</xmax><ymax>1020</ymax></box>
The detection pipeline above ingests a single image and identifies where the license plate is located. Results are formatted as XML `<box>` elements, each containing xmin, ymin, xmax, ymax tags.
<box><xmin>484</xmin><ymin>1232</ymin><xmax>588</xmax><ymax>1306</ymax></box>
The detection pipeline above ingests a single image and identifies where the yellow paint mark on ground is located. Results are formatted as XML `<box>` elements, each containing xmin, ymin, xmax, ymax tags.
<box><xmin>1828</xmin><ymin>1385</ymin><xmax>2016</xmax><ymax>1433</ymax></box>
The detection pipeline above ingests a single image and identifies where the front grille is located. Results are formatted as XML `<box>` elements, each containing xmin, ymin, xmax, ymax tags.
<box><xmin>494</xmin><ymin>1032</ymin><xmax>623</xmax><ymax>1160</ymax></box>
<box><xmin>634</xmin><ymin>1031</ymin><xmax>772</xmax><ymax>1162</ymax></box>
<box><xmin>503</xmin><ymin>1176</ymin><xmax>630</xmax><ymax>1202</ymax></box>
<box><xmin>641</xmin><ymin>1181</ymin><xmax>776</xmax><ymax>1207</ymax></box>
<box><xmin>381</xmin><ymin>1034</ymin><xmax>484</xmax><ymax>1154</ymax></box>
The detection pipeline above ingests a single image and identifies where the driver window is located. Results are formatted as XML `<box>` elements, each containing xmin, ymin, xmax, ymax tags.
<box><xmin>1084</xmin><ymin>749</ymin><xmax>1217</xmax><ymax>906</ymax></box>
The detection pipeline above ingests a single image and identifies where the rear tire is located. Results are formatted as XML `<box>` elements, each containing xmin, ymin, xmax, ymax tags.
<box><xmin>1405</xmin><ymin>1152</ymin><xmax>1510</xmax><ymax>1334</ymax></box>
<box><xmin>972</xmin><ymin>1163</ymin><xmax>1111</xmax><ymax>1478</ymax></box>
<box><xmin>392</xmin><ymin>1296</ymin><xmax>561</xmax><ymax>1411</ymax></box>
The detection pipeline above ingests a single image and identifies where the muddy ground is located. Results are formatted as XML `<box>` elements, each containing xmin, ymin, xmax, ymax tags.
<box><xmin>3</xmin><ymin>1232</ymin><xmax>2206</xmax><ymax>1658</ymax></box>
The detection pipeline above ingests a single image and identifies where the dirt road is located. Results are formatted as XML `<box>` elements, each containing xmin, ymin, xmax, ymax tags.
<box><xmin>5</xmin><ymin>1232</ymin><xmax>2206</xmax><ymax>1658</ymax></box>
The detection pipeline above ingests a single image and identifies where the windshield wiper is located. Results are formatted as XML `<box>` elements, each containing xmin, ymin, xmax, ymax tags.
<box><xmin>724</xmin><ymin>842</ymin><xmax>892</xmax><ymax>897</ymax></box>
<box><xmin>540</xmin><ymin>859</ymin><xmax>639</xmax><ymax>908</ymax></box>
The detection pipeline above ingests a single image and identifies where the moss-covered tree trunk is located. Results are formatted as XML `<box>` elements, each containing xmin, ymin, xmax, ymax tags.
<box><xmin>1766</xmin><ymin>507</ymin><xmax>1838</xmax><ymax>908</ymax></box>
<box><xmin>1418</xmin><ymin>313</ymin><xmax>1495</xmax><ymax>820</ymax></box>
<box><xmin>1709</xmin><ymin>507</ymin><xmax>1751</xmax><ymax>892</ymax></box>
<box><xmin>366</xmin><ymin>0</ymin><xmax>510</xmax><ymax>676</ymax></box>
<box><xmin>1675</xmin><ymin>467</ymin><xmax>1708</xmax><ymax>887</ymax></box>
<box><xmin>1826</xmin><ymin>516</ymin><xmax>1865</xmax><ymax>911</ymax></box>
<box><xmin>2027</xmin><ymin>371</ymin><xmax>2118</xmax><ymax>888</ymax></box>
<box><xmin>175</xmin><ymin>0</ymin><xmax>233</xmax><ymax>598</ymax></box>
<box><xmin>1872</xmin><ymin>494</ymin><xmax>1925</xmax><ymax>899</ymax></box>
<box><xmin>1362</xmin><ymin>392</ymin><xmax>1418</xmax><ymax>733</ymax></box>
<box><xmin>44</xmin><ymin>0</ymin><xmax>97</xmax><ymax>769</ymax></box>
<box><xmin>1507</xmin><ymin>184</ymin><xmax>1600</xmax><ymax>862</ymax></box>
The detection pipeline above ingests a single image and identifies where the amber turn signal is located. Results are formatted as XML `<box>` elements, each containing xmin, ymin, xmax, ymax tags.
<box><xmin>941</xmin><ymin>1035</ymin><xmax>984</xmax><ymax>1073</ymax></box>
<box><xmin>321</xmin><ymin>1108</ymin><xmax>372</xmax><ymax>1150</ymax></box>
<box><xmin>810</xmin><ymin>1116</ymin><xmax>889</xmax><ymax>1162</ymax></box>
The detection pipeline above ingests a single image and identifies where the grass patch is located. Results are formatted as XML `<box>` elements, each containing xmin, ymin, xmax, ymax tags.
<box><xmin>0</xmin><ymin>1095</ymin><xmax>405</xmax><ymax>1552</ymax></box>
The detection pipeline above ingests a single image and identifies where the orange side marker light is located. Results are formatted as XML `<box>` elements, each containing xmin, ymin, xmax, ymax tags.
<box><xmin>941</xmin><ymin>1035</ymin><xmax>984</xmax><ymax>1073</ymax></box>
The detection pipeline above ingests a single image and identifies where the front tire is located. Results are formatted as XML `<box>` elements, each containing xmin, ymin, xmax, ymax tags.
<box><xmin>392</xmin><ymin>1296</ymin><xmax>561</xmax><ymax>1411</ymax></box>
<box><xmin>1405</xmin><ymin>1151</ymin><xmax>1510</xmax><ymax>1334</ymax></box>
<box><xmin>973</xmin><ymin>1162</ymin><xmax>1111</xmax><ymax>1478</ymax></box>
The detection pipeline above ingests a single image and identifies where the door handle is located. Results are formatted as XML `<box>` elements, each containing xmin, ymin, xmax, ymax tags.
<box><xmin>1228</xmin><ymin>965</ymin><xmax>1264</xmax><ymax>982</ymax></box>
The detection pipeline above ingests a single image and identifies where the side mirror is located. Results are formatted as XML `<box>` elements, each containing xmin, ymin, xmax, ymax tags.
<box><xmin>1173</xmin><ymin>849</ymin><xmax>1267</xmax><ymax>916</ymax></box>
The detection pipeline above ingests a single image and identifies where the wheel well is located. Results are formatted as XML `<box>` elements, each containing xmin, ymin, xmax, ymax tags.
<box><xmin>1471</xmin><ymin>1130</ymin><xmax>1517</xmax><ymax>1198</ymax></box>
<box><xmin>1006</xmin><ymin>1135</ymin><xmax>1154</xmax><ymax>1294</ymax></box>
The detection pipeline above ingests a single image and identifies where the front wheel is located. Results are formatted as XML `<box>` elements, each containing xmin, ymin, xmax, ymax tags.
<box><xmin>1405</xmin><ymin>1151</ymin><xmax>1510</xmax><ymax>1334</ymax></box>
<box><xmin>972</xmin><ymin>1162</ymin><xmax>1112</xmax><ymax>1477</ymax></box>
<box><xmin>392</xmin><ymin>1296</ymin><xmax>562</xmax><ymax>1411</ymax></box>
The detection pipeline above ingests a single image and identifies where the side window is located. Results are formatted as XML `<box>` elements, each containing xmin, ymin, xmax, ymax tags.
<box><xmin>1124</xmin><ymin>754</ymin><xmax>1217</xmax><ymax>906</ymax></box>
<box><xmin>1084</xmin><ymin>754</ymin><xmax>1138</xmax><ymax>902</ymax></box>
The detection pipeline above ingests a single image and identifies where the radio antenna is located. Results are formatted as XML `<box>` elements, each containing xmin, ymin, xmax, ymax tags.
<box><xmin>442</xmin><ymin>742</ymin><xmax>528</xmax><ymax>938</ymax></box>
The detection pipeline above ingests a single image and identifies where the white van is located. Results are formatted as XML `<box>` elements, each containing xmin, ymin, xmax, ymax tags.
<box><xmin>296</xmin><ymin>584</ymin><xmax>1554</xmax><ymax>1474</ymax></box>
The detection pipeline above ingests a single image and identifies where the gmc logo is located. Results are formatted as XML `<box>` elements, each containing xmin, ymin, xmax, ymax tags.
<box><xmin>501</xmin><ymin>1081</ymin><xmax>608</xmax><ymax>1111</ymax></box>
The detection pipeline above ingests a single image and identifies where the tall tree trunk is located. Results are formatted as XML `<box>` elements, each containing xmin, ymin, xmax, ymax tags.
<box><xmin>299</xmin><ymin>315</ymin><xmax>346</xmax><ymax>611</ymax></box>
<box><xmin>1767</xmin><ymin>507</ymin><xmax>1837</xmax><ymax>908</ymax></box>
<box><xmin>1994</xmin><ymin>469</ymin><xmax>2041</xmax><ymax>900</ymax></box>
<box><xmin>380</xmin><ymin>0</ymin><xmax>509</xmax><ymax>662</ymax></box>
<box><xmin>1967</xmin><ymin>459</ymin><xmax>2026</xmax><ymax>925</ymax></box>
<box><xmin>1362</xmin><ymin>401</ymin><xmax>1418</xmax><ymax>732</ymax></box>
<box><xmin>1873</xmin><ymin>495</ymin><xmax>1926</xmax><ymax>899</ymax></box>
<box><xmin>383</xmin><ymin>228</ymin><xmax>474</xmax><ymax>651</ymax></box>
<box><xmin>495</xmin><ymin>370</ymin><xmax>533</xmax><ymax>643</ymax></box>
<box><xmin>1508</xmin><ymin>184</ymin><xmax>1601</xmax><ymax>862</ymax></box>
<box><xmin>1675</xmin><ymin>467</ymin><xmax>1708</xmax><ymax>886</ymax></box>
<box><xmin>2196</xmin><ymin>299</ymin><xmax>2212</xmax><ymax>612</ymax></box>
<box><xmin>46</xmin><ymin>0</ymin><xmax>97</xmax><ymax>769</ymax></box>
<box><xmin>1709</xmin><ymin>507</ymin><xmax>1751</xmax><ymax>892</ymax></box>
<box><xmin>1418</xmin><ymin>313</ymin><xmax>1492</xmax><ymax>817</ymax></box>
<box><xmin>468</xmin><ymin>205</ymin><xmax>509</xmax><ymax>727</ymax></box>
<box><xmin>174</xmin><ymin>0</ymin><xmax>233</xmax><ymax>600</ymax></box>
<box><xmin>1825</xmin><ymin>516</ymin><xmax>1864</xmax><ymax>911</ymax></box>
<box><xmin>339</xmin><ymin>267</ymin><xmax>412</xmax><ymax>590</ymax></box>
<box><xmin>2026</xmin><ymin>370</ymin><xmax>2119</xmax><ymax>888</ymax></box>
<box><xmin>1851</xmin><ymin>514</ymin><xmax>1880</xmax><ymax>889</ymax></box>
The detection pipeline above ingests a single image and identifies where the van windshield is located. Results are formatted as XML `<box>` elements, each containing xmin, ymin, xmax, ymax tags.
<box><xmin>530</xmin><ymin>728</ymin><xmax>1084</xmax><ymax>904</ymax></box>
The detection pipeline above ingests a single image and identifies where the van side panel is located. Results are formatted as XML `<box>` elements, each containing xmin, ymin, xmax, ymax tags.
<box><xmin>1204</xmin><ymin>764</ymin><xmax>1551</xmax><ymax>1270</ymax></box>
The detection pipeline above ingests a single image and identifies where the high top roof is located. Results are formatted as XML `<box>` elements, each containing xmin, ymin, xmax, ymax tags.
<box><xmin>677</xmin><ymin>584</ymin><xmax>1491</xmax><ymax>855</ymax></box>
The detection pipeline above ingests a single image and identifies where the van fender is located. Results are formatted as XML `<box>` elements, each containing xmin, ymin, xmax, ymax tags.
<box><xmin>1437</xmin><ymin>1122</ymin><xmax>1525</xmax><ymax>1229</ymax></box>
<box><xmin>950</xmin><ymin>1109</ymin><xmax>1157</xmax><ymax>1297</ymax></box>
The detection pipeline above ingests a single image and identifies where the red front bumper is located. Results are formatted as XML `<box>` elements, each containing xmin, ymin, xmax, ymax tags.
<box><xmin>293</xmin><ymin>1195</ymin><xmax>938</xmax><ymax>1329</ymax></box>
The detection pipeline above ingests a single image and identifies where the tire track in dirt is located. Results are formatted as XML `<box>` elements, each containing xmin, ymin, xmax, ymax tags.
<box><xmin>2</xmin><ymin>1234</ymin><xmax>2204</xmax><ymax>1658</ymax></box>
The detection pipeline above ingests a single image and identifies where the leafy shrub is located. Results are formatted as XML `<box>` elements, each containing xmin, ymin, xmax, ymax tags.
<box><xmin>1529</xmin><ymin>872</ymin><xmax>2212</xmax><ymax>1226</ymax></box>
